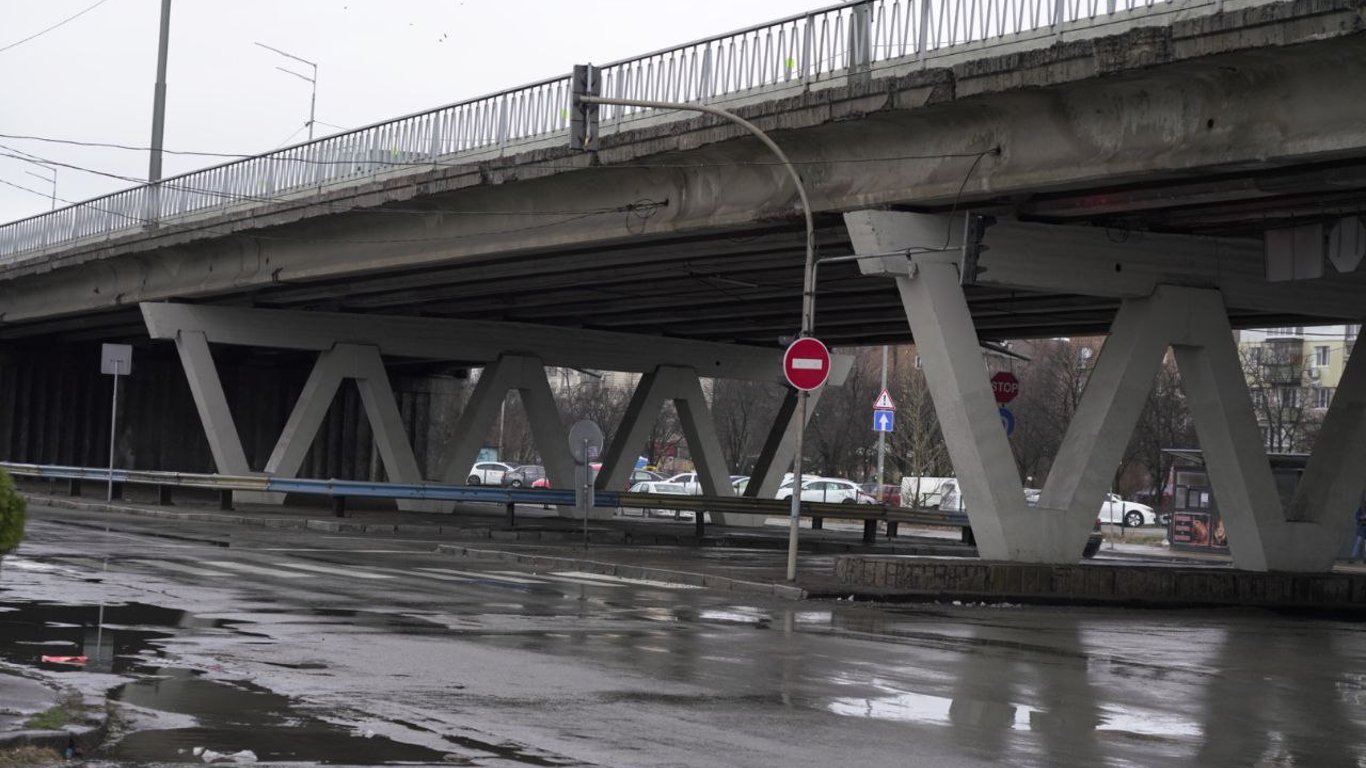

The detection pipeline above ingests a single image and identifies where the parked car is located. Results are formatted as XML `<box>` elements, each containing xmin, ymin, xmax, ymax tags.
<box><xmin>666</xmin><ymin>472</ymin><xmax>704</xmax><ymax>495</ymax></box>
<box><xmin>1100</xmin><ymin>492</ymin><xmax>1157</xmax><ymax>527</ymax></box>
<box><xmin>501</xmin><ymin>465</ymin><xmax>546</xmax><ymax>488</ymax></box>
<box><xmin>624</xmin><ymin>480</ymin><xmax>694</xmax><ymax>518</ymax></box>
<box><xmin>859</xmin><ymin>483</ymin><xmax>901</xmax><ymax>506</ymax></box>
<box><xmin>1024</xmin><ymin>488</ymin><xmax>1156</xmax><ymax>528</ymax></box>
<box><xmin>776</xmin><ymin>478</ymin><xmax>876</xmax><ymax>504</ymax></box>
<box><xmin>467</xmin><ymin>461</ymin><xmax>514</xmax><ymax>485</ymax></box>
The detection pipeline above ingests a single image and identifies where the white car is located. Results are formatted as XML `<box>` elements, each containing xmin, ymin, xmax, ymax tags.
<box><xmin>466</xmin><ymin>461</ymin><xmax>514</xmax><ymax>485</ymax></box>
<box><xmin>625</xmin><ymin>480</ymin><xmax>694</xmax><ymax>518</ymax></box>
<box><xmin>665</xmin><ymin>472</ymin><xmax>704</xmax><ymax>495</ymax></box>
<box><xmin>775</xmin><ymin>478</ymin><xmax>875</xmax><ymax>504</ymax></box>
<box><xmin>1026</xmin><ymin>488</ymin><xmax>1157</xmax><ymax>527</ymax></box>
<box><xmin>1100</xmin><ymin>492</ymin><xmax>1157</xmax><ymax>527</ymax></box>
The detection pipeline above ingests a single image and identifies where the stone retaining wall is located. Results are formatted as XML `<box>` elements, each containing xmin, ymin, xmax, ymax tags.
<box><xmin>834</xmin><ymin>556</ymin><xmax>1366</xmax><ymax>609</ymax></box>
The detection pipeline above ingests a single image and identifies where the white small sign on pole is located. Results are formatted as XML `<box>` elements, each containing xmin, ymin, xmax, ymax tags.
<box><xmin>100</xmin><ymin>344</ymin><xmax>133</xmax><ymax>502</ymax></box>
<box><xmin>101</xmin><ymin>344</ymin><xmax>133</xmax><ymax>376</ymax></box>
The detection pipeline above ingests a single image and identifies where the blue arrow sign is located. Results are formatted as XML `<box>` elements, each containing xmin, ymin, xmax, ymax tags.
<box><xmin>873</xmin><ymin>409</ymin><xmax>895</xmax><ymax>432</ymax></box>
<box><xmin>999</xmin><ymin>407</ymin><xmax>1015</xmax><ymax>437</ymax></box>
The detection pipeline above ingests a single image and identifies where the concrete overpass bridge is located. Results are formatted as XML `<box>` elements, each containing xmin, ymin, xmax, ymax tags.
<box><xmin>1</xmin><ymin>0</ymin><xmax>1364</xmax><ymax>572</ymax></box>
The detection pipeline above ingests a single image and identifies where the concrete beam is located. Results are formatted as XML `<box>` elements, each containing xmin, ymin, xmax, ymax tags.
<box><xmin>880</xmin><ymin>215</ymin><xmax>1366</xmax><ymax>321</ymax></box>
<box><xmin>140</xmin><ymin>303</ymin><xmax>819</xmax><ymax>385</ymax></box>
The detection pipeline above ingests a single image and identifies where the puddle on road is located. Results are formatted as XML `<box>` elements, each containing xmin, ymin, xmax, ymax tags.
<box><xmin>0</xmin><ymin>597</ymin><xmax>503</xmax><ymax>765</ymax></box>
<box><xmin>110</xmin><ymin>671</ymin><xmax>451</xmax><ymax>765</ymax></box>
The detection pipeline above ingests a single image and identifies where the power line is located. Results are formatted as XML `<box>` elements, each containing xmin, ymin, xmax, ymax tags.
<box><xmin>0</xmin><ymin>0</ymin><xmax>116</xmax><ymax>55</ymax></box>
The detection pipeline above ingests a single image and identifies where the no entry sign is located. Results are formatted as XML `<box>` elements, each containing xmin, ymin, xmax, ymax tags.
<box><xmin>783</xmin><ymin>337</ymin><xmax>831</xmax><ymax>391</ymax></box>
<box><xmin>991</xmin><ymin>371</ymin><xmax>1020</xmax><ymax>404</ymax></box>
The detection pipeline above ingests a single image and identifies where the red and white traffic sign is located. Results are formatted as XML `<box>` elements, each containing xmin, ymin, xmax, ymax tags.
<box><xmin>990</xmin><ymin>371</ymin><xmax>1020</xmax><ymax>404</ymax></box>
<box><xmin>873</xmin><ymin>389</ymin><xmax>896</xmax><ymax>411</ymax></box>
<box><xmin>783</xmin><ymin>337</ymin><xmax>831</xmax><ymax>391</ymax></box>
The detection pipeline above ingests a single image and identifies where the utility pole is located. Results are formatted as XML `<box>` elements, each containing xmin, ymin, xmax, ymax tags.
<box><xmin>148</xmin><ymin>0</ymin><xmax>172</xmax><ymax>184</ymax></box>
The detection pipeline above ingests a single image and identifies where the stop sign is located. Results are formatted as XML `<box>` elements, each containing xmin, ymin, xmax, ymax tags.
<box><xmin>991</xmin><ymin>371</ymin><xmax>1020</xmax><ymax>403</ymax></box>
<box><xmin>783</xmin><ymin>337</ymin><xmax>831</xmax><ymax>391</ymax></box>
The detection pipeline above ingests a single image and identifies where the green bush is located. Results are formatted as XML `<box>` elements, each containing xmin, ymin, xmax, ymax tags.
<box><xmin>0</xmin><ymin>468</ymin><xmax>26</xmax><ymax>555</ymax></box>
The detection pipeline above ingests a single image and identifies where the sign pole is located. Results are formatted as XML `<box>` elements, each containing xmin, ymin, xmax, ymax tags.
<box><xmin>786</xmin><ymin>394</ymin><xmax>806</xmax><ymax>581</ymax></box>
<box><xmin>781</xmin><ymin>337</ymin><xmax>831</xmax><ymax>581</ymax></box>
<box><xmin>875</xmin><ymin>345</ymin><xmax>888</xmax><ymax>503</ymax></box>
<box><xmin>107</xmin><ymin>366</ymin><xmax>120</xmax><ymax>503</ymax></box>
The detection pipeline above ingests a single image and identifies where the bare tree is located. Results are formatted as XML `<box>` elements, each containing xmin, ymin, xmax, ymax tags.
<box><xmin>807</xmin><ymin>347</ymin><xmax>880</xmax><ymax>479</ymax></box>
<box><xmin>1005</xmin><ymin>338</ymin><xmax>1097</xmax><ymax>484</ymax></box>
<box><xmin>1121</xmin><ymin>357</ymin><xmax>1197</xmax><ymax>499</ymax></box>
<box><xmin>1240</xmin><ymin>342</ymin><xmax>1321</xmax><ymax>452</ymax></box>
<box><xmin>711</xmin><ymin>378</ymin><xmax>783</xmax><ymax>473</ymax></box>
<box><xmin>886</xmin><ymin>360</ymin><xmax>951</xmax><ymax>481</ymax></box>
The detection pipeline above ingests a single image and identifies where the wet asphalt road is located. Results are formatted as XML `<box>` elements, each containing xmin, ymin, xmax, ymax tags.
<box><xmin>4</xmin><ymin>503</ymin><xmax>1366</xmax><ymax>767</ymax></box>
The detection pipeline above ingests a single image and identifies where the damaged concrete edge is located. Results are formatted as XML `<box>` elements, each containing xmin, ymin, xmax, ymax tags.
<box><xmin>0</xmin><ymin>691</ymin><xmax>111</xmax><ymax>758</ymax></box>
<box><xmin>436</xmin><ymin>544</ymin><xmax>809</xmax><ymax>601</ymax></box>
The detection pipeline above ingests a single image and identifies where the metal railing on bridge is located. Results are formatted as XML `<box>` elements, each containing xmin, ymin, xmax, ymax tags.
<box><xmin>0</xmin><ymin>0</ymin><xmax>1211</xmax><ymax>266</ymax></box>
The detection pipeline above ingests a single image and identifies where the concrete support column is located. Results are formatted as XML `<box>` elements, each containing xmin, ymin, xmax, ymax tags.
<box><xmin>1037</xmin><ymin>291</ymin><xmax>1175</xmax><ymax>558</ymax></box>
<box><xmin>258</xmin><ymin>344</ymin><xmax>439</xmax><ymax>512</ymax></box>
<box><xmin>174</xmin><ymin>330</ymin><xmax>252</xmax><ymax>477</ymax></box>
<box><xmin>846</xmin><ymin>210</ymin><xmax>1031</xmax><ymax>559</ymax></box>
<box><xmin>436</xmin><ymin>354</ymin><xmax>575</xmax><ymax>513</ymax></box>
<box><xmin>598</xmin><ymin>365</ymin><xmax>755</xmax><ymax>526</ymax></box>
<box><xmin>1284</xmin><ymin>336</ymin><xmax>1366</xmax><ymax>565</ymax></box>
<box><xmin>1169</xmin><ymin>302</ymin><xmax>1286</xmax><ymax>571</ymax></box>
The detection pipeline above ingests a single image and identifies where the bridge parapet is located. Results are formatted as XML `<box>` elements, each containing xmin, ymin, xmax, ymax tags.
<box><xmin>0</xmin><ymin>0</ymin><xmax>1245</xmax><ymax>267</ymax></box>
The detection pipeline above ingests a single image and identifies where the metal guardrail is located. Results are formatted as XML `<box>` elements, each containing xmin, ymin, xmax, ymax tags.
<box><xmin>0</xmin><ymin>0</ymin><xmax>1208</xmax><ymax>265</ymax></box>
<box><xmin>2</xmin><ymin>461</ymin><xmax>970</xmax><ymax>543</ymax></box>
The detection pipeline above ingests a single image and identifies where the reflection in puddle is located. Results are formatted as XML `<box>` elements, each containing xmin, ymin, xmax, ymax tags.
<box><xmin>828</xmin><ymin>680</ymin><xmax>1202</xmax><ymax>740</ymax></box>
<box><xmin>829</xmin><ymin>688</ymin><xmax>1035</xmax><ymax>729</ymax></box>
<box><xmin>0</xmin><ymin>597</ymin><xmax>540</xmax><ymax>765</ymax></box>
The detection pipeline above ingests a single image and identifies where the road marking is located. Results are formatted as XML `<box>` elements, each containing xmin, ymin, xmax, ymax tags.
<box><xmin>419</xmin><ymin>567</ymin><xmax>542</xmax><ymax>585</ymax></box>
<box><xmin>535</xmin><ymin>573</ymin><xmax>627</xmax><ymax>589</ymax></box>
<box><xmin>203</xmin><ymin>560</ymin><xmax>311</xmax><ymax>579</ymax></box>
<box><xmin>140</xmin><ymin>560</ymin><xmax>235</xmax><ymax>578</ymax></box>
<box><xmin>276</xmin><ymin>562</ymin><xmax>395</xmax><ymax>580</ymax></box>
<box><xmin>550</xmin><ymin>571</ymin><xmax>701</xmax><ymax>589</ymax></box>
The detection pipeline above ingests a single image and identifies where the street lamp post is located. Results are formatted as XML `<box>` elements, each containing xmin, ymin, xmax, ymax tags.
<box><xmin>255</xmin><ymin>42</ymin><xmax>318</xmax><ymax>142</ymax></box>
<box><xmin>573</xmin><ymin>83</ymin><xmax>818</xmax><ymax>582</ymax></box>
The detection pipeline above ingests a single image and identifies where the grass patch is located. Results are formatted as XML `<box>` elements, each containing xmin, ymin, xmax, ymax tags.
<box><xmin>24</xmin><ymin>692</ymin><xmax>86</xmax><ymax>730</ymax></box>
<box><xmin>0</xmin><ymin>746</ymin><xmax>63</xmax><ymax>767</ymax></box>
<box><xmin>1103</xmin><ymin>530</ymin><xmax>1167</xmax><ymax>546</ymax></box>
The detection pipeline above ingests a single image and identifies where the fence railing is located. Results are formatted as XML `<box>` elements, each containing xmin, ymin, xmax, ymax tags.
<box><xmin>0</xmin><ymin>0</ymin><xmax>1202</xmax><ymax>266</ymax></box>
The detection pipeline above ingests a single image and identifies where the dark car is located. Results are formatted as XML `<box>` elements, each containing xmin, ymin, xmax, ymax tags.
<box><xmin>502</xmin><ymin>465</ymin><xmax>546</xmax><ymax>488</ymax></box>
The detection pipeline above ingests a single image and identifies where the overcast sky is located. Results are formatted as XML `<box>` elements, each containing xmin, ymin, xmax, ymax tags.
<box><xmin>0</xmin><ymin>0</ymin><xmax>828</xmax><ymax>225</ymax></box>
